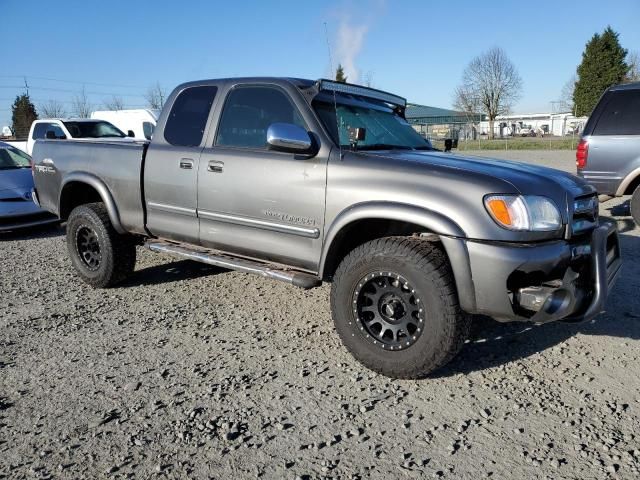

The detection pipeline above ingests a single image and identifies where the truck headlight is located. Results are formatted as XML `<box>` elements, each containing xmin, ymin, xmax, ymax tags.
<box><xmin>484</xmin><ymin>195</ymin><xmax>561</xmax><ymax>231</ymax></box>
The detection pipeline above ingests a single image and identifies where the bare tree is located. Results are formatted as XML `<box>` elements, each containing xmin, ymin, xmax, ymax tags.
<box><xmin>627</xmin><ymin>51</ymin><xmax>640</xmax><ymax>82</ymax></box>
<box><xmin>40</xmin><ymin>100</ymin><xmax>66</xmax><ymax>118</ymax></box>
<box><xmin>455</xmin><ymin>47</ymin><xmax>522</xmax><ymax>139</ymax></box>
<box><xmin>72</xmin><ymin>86</ymin><xmax>93</xmax><ymax>118</ymax></box>
<box><xmin>559</xmin><ymin>75</ymin><xmax>577</xmax><ymax>113</ymax></box>
<box><xmin>453</xmin><ymin>86</ymin><xmax>482</xmax><ymax>139</ymax></box>
<box><xmin>145</xmin><ymin>82</ymin><xmax>167</xmax><ymax>110</ymax></box>
<box><xmin>103</xmin><ymin>95</ymin><xmax>125</xmax><ymax>111</ymax></box>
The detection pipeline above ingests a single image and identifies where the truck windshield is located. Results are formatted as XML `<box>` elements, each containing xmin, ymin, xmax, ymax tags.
<box><xmin>0</xmin><ymin>144</ymin><xmax>31</xmax><ymax>169</ymax></box>
<box><xmin>313</xmin><ymin>92</ymin><xmax>433</xmax><ymax>151</ymax></box>
<box><xmin>63</xmin><ymin>121</ymin><xmax>126</xmax><ymax>138</ymax></box>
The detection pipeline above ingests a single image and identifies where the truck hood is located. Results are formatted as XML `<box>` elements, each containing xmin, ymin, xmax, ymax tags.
<box><xmin>367</xmin><ymin>150</ymin><xmax>595</xmax><ymax>199</ymax></box>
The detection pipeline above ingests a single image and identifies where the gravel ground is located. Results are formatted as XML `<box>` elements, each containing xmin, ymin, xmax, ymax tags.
<box><xmin>2</xmin><ymin>151</ymin><xmax>639</xmax><ymax>479</ymax></box>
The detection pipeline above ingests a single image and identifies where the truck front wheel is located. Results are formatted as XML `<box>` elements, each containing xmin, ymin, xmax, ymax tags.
<box><xmin>330</xmin><ymin>237</ymin><xmax>471</xmax><ymax>379</ymax></box>
<box><xmin>66</xmin><ymin>202</ymin><xmax>136</xmax><ymax>287</ymax></box>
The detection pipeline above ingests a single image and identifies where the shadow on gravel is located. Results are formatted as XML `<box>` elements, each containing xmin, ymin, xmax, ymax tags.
<box><xmin>0</xmin><ymin>223</ymin><xmax>63</xmax><ymax>241</ymax></box>
<box><xmin>122</xmin><ymin>259</ymin><xmax>228</xmax><ymax>287</ymax></box>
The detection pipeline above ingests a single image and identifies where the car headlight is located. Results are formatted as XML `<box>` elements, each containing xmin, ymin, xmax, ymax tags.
<box><xmin>484</xmin><ymin>195</ymin><xmax>562</xmax><ymax>231</ymax></box>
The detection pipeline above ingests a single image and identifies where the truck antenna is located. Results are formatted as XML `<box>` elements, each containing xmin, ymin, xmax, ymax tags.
<box><xmin>323</xmin><ymin>22</ymin><xmax>342</xmax><ymax>159</ymax></box>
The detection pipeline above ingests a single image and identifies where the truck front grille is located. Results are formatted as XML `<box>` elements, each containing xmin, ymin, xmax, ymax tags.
<box><xmin>571</xmin><ymin>194</ymin><xmax>598</xmax><ymax>236</ymax></box>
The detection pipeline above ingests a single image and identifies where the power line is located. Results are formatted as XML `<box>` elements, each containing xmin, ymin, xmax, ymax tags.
<box><xmin>0</xmin><ymin>75</ymin><xmax>160</xmax><ymax>90</ymax></box>
<box><xmin>0</xmin><ymin>85</ymin><xmax>147</xmax><ymax>98</ymax></box>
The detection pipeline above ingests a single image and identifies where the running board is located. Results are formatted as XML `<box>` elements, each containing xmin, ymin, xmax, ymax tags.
<box><xmin>145</xmin><ymin>241</ymin><xmax>322</xmax><ymax>289</ymax></box>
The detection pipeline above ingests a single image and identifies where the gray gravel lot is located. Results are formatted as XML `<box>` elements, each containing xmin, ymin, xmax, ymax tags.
<box><xmin>2</xmin><ymin>150</ymin><xmax>639</xmax><ymax>479</ymax></box>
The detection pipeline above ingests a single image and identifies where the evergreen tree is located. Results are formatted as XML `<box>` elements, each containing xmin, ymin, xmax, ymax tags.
<box><xmin>11</xmin><ymin>94</ymin><xmax>38</xmax><ymax>139</ymax></box>
<box><xmin>573</xmin><ymin>27</ymin><xmax>628</xmax><ymax>116</ymax></box>
<box><xmin>335</xmin><ymin>64</ymin><xmax>347</xmax><ymax>83</ymax></box>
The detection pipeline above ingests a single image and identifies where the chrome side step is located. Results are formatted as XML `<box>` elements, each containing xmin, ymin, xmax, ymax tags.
<box><xmin>145</xmin><ymin>241</ymin><xmax>322</xmax><ymax>289</ymax></box>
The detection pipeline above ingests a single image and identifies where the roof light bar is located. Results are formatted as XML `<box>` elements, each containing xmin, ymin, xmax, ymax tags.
<box><xmin>318</xmin><ymin>79</ymin><xmax>406</xmax><ymax>107</ymax></box>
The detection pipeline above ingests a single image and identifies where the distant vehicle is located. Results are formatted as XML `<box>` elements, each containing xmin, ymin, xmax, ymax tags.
<box><xmin>519</xmin><ymin>125</ymin><xmax>535</xmax><ymax>137</ymax></box>
<box><xmin>577</xmin><ymin>82</ymin><xmax>640</xmax><ymax>224</ymax></box>
<box><xmin>0</xmin><ymin>142</ymin><xmax>57</xmax><ymax>231</ymax></box>
<box><xmin>32</xmin><ymin>77</ymin><xmax>621</xmax><ymax>379</ymax></box>
<box><xmin>26</xmin><ymin>118</ymin><xmax>136</xmax><ymax>155</ymax></box>
<box><xmin>90</xmin><ymin>109</ymin><xmax>159</xmax><ymax>140</ymax></box>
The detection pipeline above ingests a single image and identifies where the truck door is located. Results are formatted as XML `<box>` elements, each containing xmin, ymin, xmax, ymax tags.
<box><xmin>144</xmin><ymin>85</ymin><xmax>218</xmax><ymax>243</ymax></box>
<box><xmin>197</xmin><ymin>84</ymin><xmax>328</xmax><ymax>272</ymax></box>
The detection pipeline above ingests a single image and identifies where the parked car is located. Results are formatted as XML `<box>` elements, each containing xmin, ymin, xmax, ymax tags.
<box><xmin>90</xmin><ymin>109</ymin><xmax>159</xmax><ymax>140</ymax></box>
<box><xmin>0</xmin><ymin>142</ymin><xmax>57</xmax><ymax>231</ymax></box>
<box><xmin>26</xmin><ymin>118</ymin><xmax>136</xmax><ymax>155</ymax></box>
<box><xmin>32</xmin><ymin>77</ymin><xmax>621</xmax><ymax>379</ymax></box>
<box><xmin>519</xmin><ymin>125</ymin><xmax>535</xmax><ymax>137</ymax></box>
<box><xmin>577</xmin><ymin>81</ymin><xmax>640</xmax><ymax>224</ymax></box>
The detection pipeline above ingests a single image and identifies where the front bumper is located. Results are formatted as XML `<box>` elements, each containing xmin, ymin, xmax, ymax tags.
<box><xmin>443</xmin><ymin>222</ymin><xmax>621</xmax><ymax>323</ymax></box>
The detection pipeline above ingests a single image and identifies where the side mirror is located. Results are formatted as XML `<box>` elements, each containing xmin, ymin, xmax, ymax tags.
<box><xmin>45</xmin><ymin>131</ymin><xmax>56</xmax><ymax>139</ymax></box>
<box><xmin>127</xmin><ymin>130</ymin><xmax>135</xmax><ymax>137</ymax></box>
<box><xmin>266</xmin><ymin>123</ymin><xmax>313</xmax><ymax>153</ymax></box>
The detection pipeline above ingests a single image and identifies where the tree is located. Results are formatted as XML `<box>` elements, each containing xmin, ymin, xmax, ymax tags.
<box><xmin>72</xmin><ymin>86</ymin><xmax>93</xmax><ymax>118</ymax></box>
<box><xmin>11</xmin><ymin>94</ymin><xmax>38</xmax><ymax>139</ymax></box>
<box><xmin>145</xmin><ymin>82</ymin><xmax>166</xmax><ymax>110</ymax></box>
<box><xmin>335</xmin><ymin>64</ymin><xmax>347</xmax><ymax>83</ymax></box>
<box><xmin>455</xmin><ymin>47</ymin><xmax>522</xmax><ymax>139</ymax></box>
<box><xmin>627</xmin><ymin>51</ymin><xmax>640</xmax><ymax>83</ymax></box>
<box><xmin>573</xmin><ymin>27</ymin><xmax>628</xmax><ymax>117</ymax></box>
<box><xmin>40</xmin><ymin>100</ymin><xmax>66</xmax><ymax>118</ymax></box>
<box><xmin>559</xmin><ymin>75</ymin><xmax>577</xmax><ymax>113</ymax></box>
<box><xmin>103</xmin><ymin>95</ymin><xmax>124</xmax><ymax>110</ymax></box>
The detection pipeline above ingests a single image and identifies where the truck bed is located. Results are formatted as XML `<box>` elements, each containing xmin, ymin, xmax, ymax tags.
<box><xmin>32</xmin><ymin>138</ymin><xmax>149</xmax><ymax>233</ymax></box>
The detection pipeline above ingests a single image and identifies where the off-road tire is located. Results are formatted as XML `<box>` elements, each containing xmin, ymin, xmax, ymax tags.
<box><xmin>631</xmin><ymin>186</ymin><xmax>640</xmax><ymax>226</ymax></box>
<box><xmin>66</xmin><ymin>202</ymin><xmax>136</xmax><ymax>288</ymax></box>
<box><xmin>331</xmin><ymin>236</ymin><xmax>471</xmax><ymax>379</ymax></box>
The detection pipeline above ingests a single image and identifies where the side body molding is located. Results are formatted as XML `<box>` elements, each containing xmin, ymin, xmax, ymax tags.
<box><xmin>59</xmin><ymin>172</ymin><xmax>126</xmax><ymax>234</ymax></box>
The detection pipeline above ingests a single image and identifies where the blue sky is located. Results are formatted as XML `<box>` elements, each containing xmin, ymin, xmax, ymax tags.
<box><xmin>1</xmin><ymin>0</ymin><xmax>639</xmax><ymax>127</ymax></box>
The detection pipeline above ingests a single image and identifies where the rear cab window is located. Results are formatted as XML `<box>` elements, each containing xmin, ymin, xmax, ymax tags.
<box><xmin>591</xmin><ymin>89</ymin><xmax>640</xmax><ymax>136</ymax></box>
<box><xmin>164</xmin><ymin>86</ymin><xmax>218</xmax><ymax>147</ymax></box>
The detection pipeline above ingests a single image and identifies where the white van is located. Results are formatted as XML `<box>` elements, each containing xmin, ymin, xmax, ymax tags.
<box><xmin>90</xmin><ymin>109</ymin><xmax>159</xmax><ymax>140</ymax></box>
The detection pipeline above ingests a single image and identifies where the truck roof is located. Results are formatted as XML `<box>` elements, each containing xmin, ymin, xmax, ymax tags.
<box><xmin>173</xmin><ymin>77</ymin><xmax>406</xmax><ymax>107</ymax></box>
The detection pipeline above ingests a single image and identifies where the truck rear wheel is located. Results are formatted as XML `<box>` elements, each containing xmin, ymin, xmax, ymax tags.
<box><xmin>330</xmin><ymin>237</ymin><xmax>470</xmax><ymax>379</ymax></box>
<box><xmin>66</xmin><ymin>202</ymin><xmax>136</xmax><ymax>287</ymax></box>
<box><xmin>631</xmin><ymin>186</ymin><xmax>640</xmax><ymax>225</ymax></box>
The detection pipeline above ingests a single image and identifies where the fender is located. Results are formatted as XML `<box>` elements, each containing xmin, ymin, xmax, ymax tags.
<box><xmin>59</xmin><ymin>172</ymin><xmax>126</xmax><ymax>234</ymax></box>
<box><xmin>615</xmin><ymin>166</ymin><xmax>640</xmax><ymax>196</ymax></box>
<box><xmin>319</xmin><ymin>201</ymin><xmax>466</xmax><ymax>276</ymax></box>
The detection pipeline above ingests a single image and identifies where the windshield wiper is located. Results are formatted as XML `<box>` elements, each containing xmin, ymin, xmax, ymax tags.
<box><xmin>354</xmin><ymin>143</ymin><xmax>413</xmax><ymax>151</ymax></box>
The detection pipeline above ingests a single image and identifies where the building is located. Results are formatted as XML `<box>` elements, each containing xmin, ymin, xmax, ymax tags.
<box><xmin>478</xmin><ymin>112</ymin><xmax>588</xmax><ymax>137</ymax></box>
<box><xmin>406</xmin><ymin>102</ymin><xmax>588</xmax><ymax>139</ymax></box>
<box><xmin>405</xmin><ymin>103</ymin><xmax>483</xmax><ymax>140</ymax></box>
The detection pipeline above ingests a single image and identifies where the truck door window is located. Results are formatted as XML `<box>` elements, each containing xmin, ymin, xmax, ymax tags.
<box><xmin>164</xmin><ymin>86</ymin><xmax>218</xmax><ymax>147</ymax></box>
<box><xmin>33</xmin><ymin>123</ymin><xmax>65</xmax><ymax>139</ymax></box>
<box><xmin>592</xmin><ymin>90</ymin><xmax>640</xmax><ymax>135</ymax></box>
<box><xmin>216</xmin><ymin>86</ymin><xmax>306</xmax><ymax>149</ymax></box>
<box><xmin>32</xmin><ymin>123</ymin><xmax>52</xmax><ymax>139</ymax></box>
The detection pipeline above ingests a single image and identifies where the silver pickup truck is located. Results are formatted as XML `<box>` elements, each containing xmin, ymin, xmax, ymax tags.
<box><xmin>32</xmin><ymin>77</ymin><xmax>621</xmax><ymax>378</ymax></box>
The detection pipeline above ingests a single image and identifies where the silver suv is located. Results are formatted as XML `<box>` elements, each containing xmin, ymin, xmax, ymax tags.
<box><xmin>577</xmin><ymin>82</ymin><xmax>640</xmax><ymax>223</ymax></box>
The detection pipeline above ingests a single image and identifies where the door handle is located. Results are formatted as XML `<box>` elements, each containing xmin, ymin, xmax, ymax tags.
<box><xmin>208</xmin><ymin>160</ymin><xmax>224</xmax><ymax>173</ymax></box>
<box><xmin>179</xmin><ymin>158</ymin><xmax>194</xmax><ymax>169</ymax></box>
